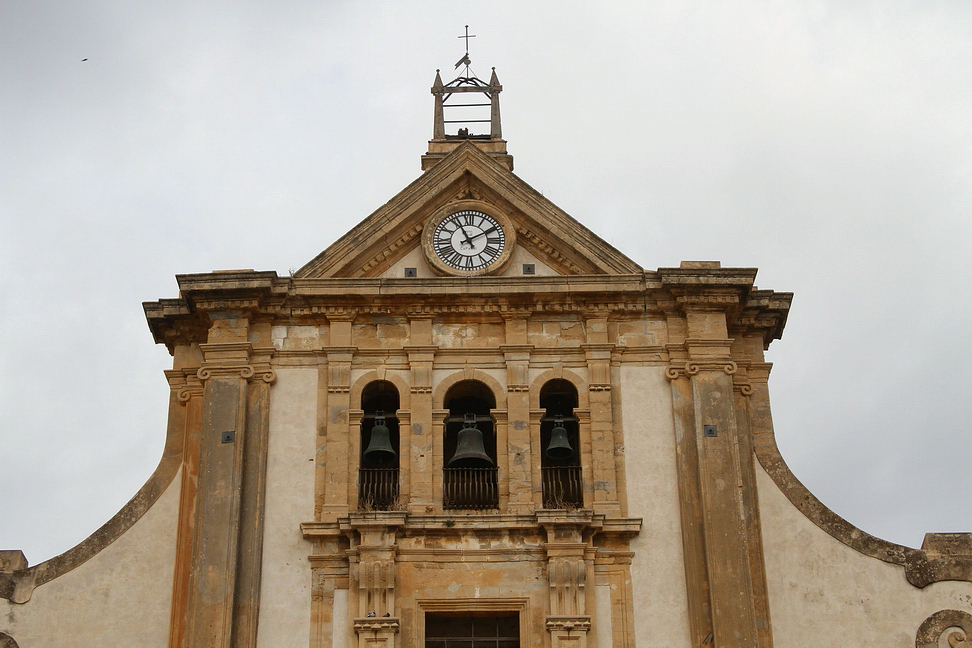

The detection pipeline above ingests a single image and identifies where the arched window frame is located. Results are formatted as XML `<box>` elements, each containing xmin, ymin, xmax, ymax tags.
<box><xmin>529</xmin><ymin>369</ymin><xmax>592</xmax><ymax>510</ymax></box>
<box><xmin>538</xmin><ymin>379</ymin><xmax>583</xmax><ymax>509</ymax></box>
<box><xmin>350</xmin><ymin>375</ymin><xmax>409</xmax><ymax>510</ymax></box>
<box><xmin>433</xmin><ymin>371</ymin><xmax>507</xmax><ymax>511</ymax></box>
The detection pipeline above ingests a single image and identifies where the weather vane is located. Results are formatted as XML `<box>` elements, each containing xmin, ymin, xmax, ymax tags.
<box><xmin>455</xmin><ymin>25</ymin><xmax>475</xmax><ymax>71</ymax></box>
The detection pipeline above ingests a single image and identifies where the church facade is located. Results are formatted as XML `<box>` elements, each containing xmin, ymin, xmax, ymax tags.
<box><xmin>2</xmin><ymin>62</ymin><xmax>970</xmax><ymax>648</ymax></box>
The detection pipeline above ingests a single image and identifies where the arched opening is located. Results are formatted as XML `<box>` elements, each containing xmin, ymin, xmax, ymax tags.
<box><xmin>442</xmin><ymin>380</ymin><xmax>498</xmax><ymax>510</ymax></box>
<box><xmin>359</xmin><ymin>380</ymin><xmax>400</xmax><ymax>510</ymax></box>
<box><xmin>539</xmin><ymin>379</ymin><xmax>583</xmax><ymax>508</ymax></box>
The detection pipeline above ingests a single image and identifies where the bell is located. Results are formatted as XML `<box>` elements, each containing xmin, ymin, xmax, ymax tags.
<box><xmin>545</xmin><ymin>416</ymin><xmax>574</xmax><ymax>461</ymax></box>
<box><xmin>447</xmin><ymin>416</ymin><xmax>494</xmax><ymax>468</ymax></box>
<box><xmin>363</xmin><ymin>415</ymin><xmax>396</xmax><ymax>462</ymax></box>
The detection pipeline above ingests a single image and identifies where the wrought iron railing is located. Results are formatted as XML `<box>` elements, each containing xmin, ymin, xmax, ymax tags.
<box><xmin>443</xmin><ymin>467</ymin><xmax>499</xmax><ymax>510</ymax></box>
<box><xmin>358</xmin><ymin>468</ymin><xmax>399</xmax><ymax>510</ymax></box>
<box><xmin>542</xmin><ymin>466</ymin><xmax>583</xmax><ymax>509</ymax></box>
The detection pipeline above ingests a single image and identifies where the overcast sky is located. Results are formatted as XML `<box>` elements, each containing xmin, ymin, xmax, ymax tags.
<box><xmin>1</xmin><ymin>1</ymin><xmax>970</xmax><ymax>566</ymax></box>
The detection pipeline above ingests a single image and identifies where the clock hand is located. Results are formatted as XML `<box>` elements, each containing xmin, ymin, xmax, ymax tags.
<box><xmin>467</xmin><ymin>225</ymin><xmax>498</xmax><ymax>242</ymax></box>
<box><xmin>459</xmin><ymin>226</ymin><xmax>476</xmax><ymax>248</ymax></box>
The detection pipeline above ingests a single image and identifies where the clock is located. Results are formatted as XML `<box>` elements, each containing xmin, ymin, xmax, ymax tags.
<box><xmin>422</xmin><ymin>203</ymin><xmax>515</xmax><ymax>276</ymax></box>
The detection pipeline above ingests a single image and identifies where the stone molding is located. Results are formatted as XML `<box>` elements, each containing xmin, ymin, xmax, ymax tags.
<box><xmin>545</xmin><ymin>616</ymin><xmax>592</xmax><ymax>632</ymax></box>
<box><xmin>665</xmin><ymin>358</ymin><xmax>738</xmax><ymax>381</ymax></box>
<box><xmin>302</xmin><ymin>512</ymin><xmax>641</xmax><ymax>540</ymax></box>
<box><xmin>0</xmin><ymin>632</ymin><xmax>20</xmax><ymax>648</ymax></box>
<box><xmin>349</xmin><ymin>371</ymin><xmax>412</xmax><ymax>410</ymax></box>
<box><xmin>145</xmin><ymin>272</ymin><xmax>792</xmax><ymax>356</ymax></box>
<box><xmin>514</xmin><ymin>223</ymin><xmax>588</xmax><ymax>275</ymax></box>
<box><xmin>752</xmin><ymin>409</ymin><xmax>972</xmax><ymax>587</ymax></box>
<box><xmin>353</xmin><ymin>618</ymin><xmax>400</xmax><ymax>633</ymax></box>
<box><xmin>166</xmin><ymin>369</ymin><xmax>204</xmax><ymax>403</ymax></box>
<box><xmin>916</xmin><ymin>609</ymin><xmax>971</xmax><ymax>648</ymax></box>
<box><xmin>358</xmin><ymin>222</ymin><xmax>424</xmax><ymax>276</ymax></box>
<box><xmin>527</xmin><ymin>367</ymin><xmax>590</xmax><ymax>410</ymax></box>
<box><xmin>295</xmin><ymin>142</ymin><xmax>641</xmax><ymax>279</ymax></box>
<box><xmin>431</xmin><ymin>367</ymin><xmax>508</xmax><ymax>410</ymax></box>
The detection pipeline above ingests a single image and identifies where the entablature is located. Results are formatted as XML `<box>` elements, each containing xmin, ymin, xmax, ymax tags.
<box><xmin>144</xmin><ymin>268</ymin><xmax>792</xmax><ymax>353</ymax></box>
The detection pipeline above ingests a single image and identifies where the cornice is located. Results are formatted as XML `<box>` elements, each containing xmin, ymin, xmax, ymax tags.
<box><xmin>300</xmin><ymin>512</ymin><xmax>641</xmax><ymax>538</ymax></box>
<box><xmin>656</xmin><ymin>266</ymin><xmax>758</xmax><ymax>287</ymax></box>
<box><xmin>733</xmin><ymin>288</ymin><xmax>793</xmax><ymax>348</ymax></box>
<box><xmin>145</xmin><ymin>269</ymin><xmax>792</xmax><ymax>353</ymax></box>
<box><xmin>357</xmin><ymin>222</ymin><xmax>425</xmax><ymax>277</ymax></box>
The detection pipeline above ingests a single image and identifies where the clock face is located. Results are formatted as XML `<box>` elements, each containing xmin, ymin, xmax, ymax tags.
<box><xmin>431</xmin><ymin>210</ymin><xmax>507</xmax><ymax>271</ymax></box>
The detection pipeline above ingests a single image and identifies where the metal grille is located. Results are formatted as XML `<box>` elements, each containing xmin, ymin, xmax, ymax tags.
<box><xmin>426</xmin><ymin>614</ymin><xmax>519</xmax><ymax>648</ymax></box>
<box><xmin>358</xmin><ymin>468</ymin><xmax>399</xmax><ymax>510</ymax></box>
<box><xmin>443</xmin><ymin>467</ymin><xmax>498</xmax><ymax>510</ymax></box>
<box><xmin>541</xmin><ymin>466</ymin><xmax>583</xmax><ymax>509</ymax></box>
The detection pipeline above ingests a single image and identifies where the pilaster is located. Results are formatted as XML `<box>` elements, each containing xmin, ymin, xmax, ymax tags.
<box><xmin>321</xmin><ymin>341</ymin><xmax>355</xmax><ymax>521</ymax></box>
<box><xmin>539</xmin><ymin>511</ymin><xmax>596</xmax><ymax>648</ymax></box>
<box><xmin>166</xmin><ymin>366</ymin><xmax>204</xmax><ymax>648</ymax></box>
<box><xmin>501</xmin><ymin>345</ymin><xmax>533</xmax><ymax>514</ymax></box>
<box><xmin>345</xmin><ymin>513</ymin><xmax>406</xmax><ymax>648</ymax></box>
<box><xmin>183</xmin><ymin>330</ymin><xmax>276</xmax><ymax>648</ymax></box>
<box><xmin>305</xmin><ymin>526</ymin><xmax>350</xmax><ymax>648</ymax></box>
<box><xmin>665</xmin><ymin>292</ymin><xmax>773</xmax><ymax>648</ymax></box>
<box><xmin>405</xmin><ymin>345</ymin><xmax>436</xmax><ymax>513</ymax></box>
<box><xmin>581</xmin><ymin>341</ymin><xmax>620</xmax><ymax>516</ymax></box>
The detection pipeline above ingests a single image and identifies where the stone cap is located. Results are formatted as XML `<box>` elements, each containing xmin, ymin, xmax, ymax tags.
<box><xmin>0</xmin><ymin>551</ymin><xmax>27</xmax><ymax>572</ymax></box>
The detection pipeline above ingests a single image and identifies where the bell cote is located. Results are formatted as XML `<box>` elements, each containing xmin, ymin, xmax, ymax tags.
<box><xmin>422</xmin><ymin>30</ymin><xmax>513</xmax><ymax>171</ymax></box>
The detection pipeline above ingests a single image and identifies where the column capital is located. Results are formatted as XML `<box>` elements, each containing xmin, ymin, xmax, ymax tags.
<box><xmin>195</xmin><ymin>342</ymin><xmax>276</xmax><ymax>385</ymax></box>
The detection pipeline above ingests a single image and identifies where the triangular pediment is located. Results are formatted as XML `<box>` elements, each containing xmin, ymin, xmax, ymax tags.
<box><xmin>295</xmin><ymin>141</ymin><xmax>642</xmax><ymax>279</ymax></box>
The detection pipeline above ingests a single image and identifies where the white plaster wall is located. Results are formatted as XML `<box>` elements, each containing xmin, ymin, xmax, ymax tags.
<box><xmin>619</xmin><ymin>365</ymin><xmax>693</xmax><ymax>648</ymax></box>
<box><xmin>256</xmin><ymin>367</ymin><xmax>317</xmax><ymax>648</ymax></box>
<box><xmin>0</xmin><ymin>469</ymin><xmax>181</xmax><ymax>647</ymax></box>
<box><xmin>758</xmin><ymin>464</ymin><xmax>972</xmax><ymax>647</ymax></box>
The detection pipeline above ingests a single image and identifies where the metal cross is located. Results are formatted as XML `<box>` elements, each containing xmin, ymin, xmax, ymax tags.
<box><xmin>458</xmin><ymin>25</ymin><xmax>476</xmax><ymax>55</ymax></box>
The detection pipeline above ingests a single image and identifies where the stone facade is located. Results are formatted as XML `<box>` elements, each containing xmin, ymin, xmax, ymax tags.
<box><xmin>2</xmin><ymin>67</ymin><xmax>970</xmax><ymax>648</ymax></box>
